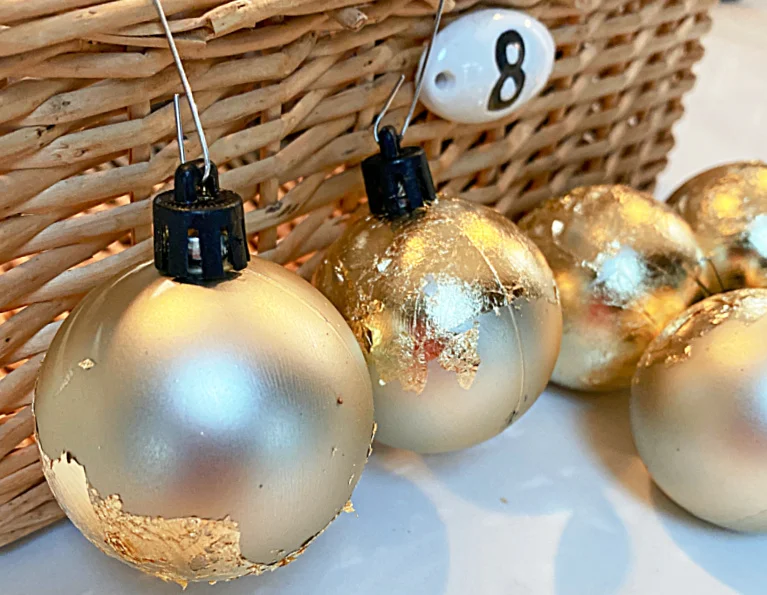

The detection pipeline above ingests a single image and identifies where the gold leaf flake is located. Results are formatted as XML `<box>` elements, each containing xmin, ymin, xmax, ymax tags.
<box><xmin>437</xmin><ymin>324</ymin><xmax>480</xmax><ymax>389</ymax></box>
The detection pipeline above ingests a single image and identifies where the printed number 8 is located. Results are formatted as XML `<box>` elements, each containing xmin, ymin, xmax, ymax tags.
<box><xmin>488</xmin><ymin>30</ymin><xmax>526</xmax><ymax>112</ymax></box>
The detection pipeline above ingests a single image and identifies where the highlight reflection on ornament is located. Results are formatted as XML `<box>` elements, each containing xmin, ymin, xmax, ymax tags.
<box><xmin>315</xmin><ymin>195</ymin><xmax>562</xmax><ymax>454</ymax></box>
<box><xmin>519</xmin><ymin>185</ymin><xmax>705</xmax><ymax>392</ymax></box>
<box><xmin>631</xmin><ymin>289</ymin><xmax>767</xmax><ymax>532</ymax></box>
<box><xmin>668</xmin><ymin>161</ymin><xmax>767</xmax><ymax>291</ymax></box>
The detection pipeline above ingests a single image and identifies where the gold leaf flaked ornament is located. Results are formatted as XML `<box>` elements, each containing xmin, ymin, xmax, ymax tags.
<box><xmin>32</xmin><ymin>257</ymin><xmax>377</xmax><ymax>584</ymax></box>
<box><xmin>631</xmin><ymin>289</ymin><xmax>767</xmax><ymax>532</ymax></box>
<box><xmin>319</xmin><ymin>198</ymin><xmax>554</xmax><ymax>395</ymax></box>
<box><xmin>519</xmin><ymin>185</ymin><xmax>706</xmax><ymax>391</ymax></box>
<box><xmin>638</xmin><ymin>290</ymin><xmax>767</xmax><ymax>369</ymax></box>
<box><xmin>315</xmin><ymin>197</ymin><xmax>562</xmax><ymax>454</ymax></box>
<box><xmin>39</xmin><ymin>451</ymin><xmax>324</xmax><ymax>587</ymax></box>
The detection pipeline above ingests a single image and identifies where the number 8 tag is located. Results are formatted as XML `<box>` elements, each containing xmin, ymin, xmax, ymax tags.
<box><xmin>420</xmin><ymin>9</ymin><xmax>555</xmax><ymax>125</ymax></box>
<box><xmin>489</xmin><ymin>30</ymin><xmax>527</xmax><ymax>112</ymax></box>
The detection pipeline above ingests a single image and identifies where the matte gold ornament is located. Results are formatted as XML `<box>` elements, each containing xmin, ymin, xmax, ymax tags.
<box><xmin>35</xmin><ymin>260</ymin><xmax>375</xmax><ymax>585</ymax></box>
<box><xmin>668</xmin><ymin>161</ymin><xmax>767</xmax><ymax>291</ymax></box>
<box><xmin>34</xmin><ymin>138</ymin><xmax>375</xmax><ymax>587</ymax></box>
<box><xmin>631</xmin><ymin>289</ymin><xmax>767</xmax><ymax>532</ymax></box>
<box><xmin>519</xmin><ymin>185</ymin><xmax>705</xmax><ymax>392</ymax></box>
<box><xmin>314</xmin><ymin>196</ymin><xmax>562</xmax><ymax>454</ymax></box>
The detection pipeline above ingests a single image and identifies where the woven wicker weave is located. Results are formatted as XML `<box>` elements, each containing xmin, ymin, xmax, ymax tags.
<box><xmin>0</xmin><ymin>0</ymin><xmax>714</xmax><ymax>548</ymax></box>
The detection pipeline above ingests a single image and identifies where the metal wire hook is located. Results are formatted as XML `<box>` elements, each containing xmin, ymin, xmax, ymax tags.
<box><xmin>153</xmin><ymin>0</ymin><xmax>211</xmax><ymax>180</ymax></box>
<box><xmin>173</xmin><ymin>94</ymin><xmax>186</xmax><ymax>165</ymax></box>
<box><xmin>373</xmin><ymin>74</ymin><xmax>405</xmax><ymax>143</ymax></box>
<box><xmin>373</xmin><ymin>0</ymin><xmax>446</xmax><ymax>143</ymax></box>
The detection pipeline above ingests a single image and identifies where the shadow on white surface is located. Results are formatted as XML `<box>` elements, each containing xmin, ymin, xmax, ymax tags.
<box><xmin>576</xmin><ymin>387</ymin><xmax>767</xmax><ymax>595</ymax></box>
<box><xmin>423</xmin><ymin>386</ymin><xmax>632</xmax><ymax>595</ymax></box>
<box><xmin>651</xmin><ymin>486</ymin><xmax>767</xmax><ymax>595</ymax></box>
<box><xmin>0</xmin><ymin>457</ymin><xmax>450</xmax><ymax>595</ymax></box>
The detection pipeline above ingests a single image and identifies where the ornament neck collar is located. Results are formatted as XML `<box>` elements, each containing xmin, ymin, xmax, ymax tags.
<box><xmin>153</xmin><ymin>160</ymin><xmax>250</xmax><ymax>282</ymax></box>
<box><xmin>362</xmin><ymin>126</ymin><xmax>437</xmax><ymax>222</ymax></box>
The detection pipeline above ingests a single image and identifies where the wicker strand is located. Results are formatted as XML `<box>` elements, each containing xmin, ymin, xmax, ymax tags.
<box><xmin>0</xmin><ymin>409</ymin><xmax>34</xmax><ymax>460</ymax></box>
<box><xmin>0</xmin><ymin>356</ymin><xmax>44</xmax><ymax>415</ymax></box>
<box><xmin>0</xmin><ymin>459</ymin><xmax>43</xmax><ymax>502</ymax></box>
<box><xmin>0</xmin><ymin>445</ymin><xmax>39</xmax><ymax>480</ymax></box>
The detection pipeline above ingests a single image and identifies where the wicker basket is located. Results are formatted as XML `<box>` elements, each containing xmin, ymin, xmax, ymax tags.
<box><xmin>0</xmin><ymin>0</ymin><xmax>714</xmax><ymax>548</ymax></box>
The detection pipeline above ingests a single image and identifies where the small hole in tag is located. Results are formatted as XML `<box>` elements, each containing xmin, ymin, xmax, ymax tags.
<box><xmin>434</xmin><ymin>71</ymin><xmax>455</xmax><ymax>91</ymax></box>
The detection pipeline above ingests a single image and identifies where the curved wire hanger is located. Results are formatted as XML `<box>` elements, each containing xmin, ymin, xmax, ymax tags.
<box><xmin>156</xmin><ymin>0</ymin><xmax>444</xmax><ymax>172</ymax></box>
<box><xmin>152</xmin><ymin>0</ymin><xmax>212</xmax><ymax>181</ymax></box>
<box><xmin>373</xmin><ymin>0</ymin><xmax>446</xmax><ymax>143</ymax></box>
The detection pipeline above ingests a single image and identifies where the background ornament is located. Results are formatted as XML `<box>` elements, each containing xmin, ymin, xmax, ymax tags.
<box><xmin>668</xmin><ymin>161</ymin><xmax>767</xmax><ymax>292</ymax></box>
<box><xmin>631</xmin><ymin>289</ymin><xmax>767</xmax><ymax>532</ymax></box>
<box><xmin>519</xmin><ymin>185</ymin><xmax>705</xmax><ymax>392</ymax></box>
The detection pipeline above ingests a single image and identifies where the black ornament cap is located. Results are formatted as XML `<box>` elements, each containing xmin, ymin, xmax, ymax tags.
<box><xmin>153</xmin><ymin>159</ymin><xmax>250</xmax><ymax>281</ymax></box>
<box><xmin>362</xmin><ymin>125</ymin><xmax>437</xmax><ymax>220</ymax></box>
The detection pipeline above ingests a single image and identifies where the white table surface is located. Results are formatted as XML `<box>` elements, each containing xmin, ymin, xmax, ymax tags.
<box><xmin>3</xmin><ymin>2</ymin><xmax>767</xmax><ymax>594</ymax></box>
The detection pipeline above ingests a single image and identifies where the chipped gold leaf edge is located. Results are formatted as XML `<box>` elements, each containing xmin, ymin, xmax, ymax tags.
<box><xmin>35</xmin><ymin>421</ymin><xmax>377</xmax><ymax>586</ymax></box>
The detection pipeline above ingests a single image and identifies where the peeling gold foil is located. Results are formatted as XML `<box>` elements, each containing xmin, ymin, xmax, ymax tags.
<box><xmin>638</xmin><ymin>289</ymin><xmax>767</xmax><ymax>368</ymax></box>
<box><xmin>668</xmin><ymin>161</ymin><xmax>767</xmax><ymax>291</ymax></box>
<box><xmin>315</xmin><ymin>196</ymin><xmax>562</xmax><ymax>453</ymax></box>
<box><xmin>40</xmin><ymin>450</ymin><xmax>258</xmax><ymax>586</ymax></box>
<box><xmin>38</xmin><ymin>431</ymin><xmax>375</xmax><ymax>586</ymax></box>
<box><xmin>39</xmin><ymin>450</ymin><xmax>317</xmax><ymax>586</ymax></box>
<box><xmin>519</xmin><ymin>185</ymin><xmax>705</xmax><ymax>391</ymax></box>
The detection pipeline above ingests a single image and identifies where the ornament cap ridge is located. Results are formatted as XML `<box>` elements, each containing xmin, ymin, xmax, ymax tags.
<box><xmin>153</xmin><ymin>159</ymin><xmax>250</xmax><ymax>282</ymax></box>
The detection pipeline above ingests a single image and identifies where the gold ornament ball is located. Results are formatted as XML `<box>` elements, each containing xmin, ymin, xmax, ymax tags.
<box><xmin>34</xmin><ymin>260</ymin><xmax>375</xmax><ymax>585</ymax></box>
<box><xmin>314</xmin><ymin>196</ymin><xmax>562</xmax><ymax>454</ymax></box>
<box><xmin>668</xmin><ymin>161</ymin><xmax>767</xmax><ymax>292</ymax></box>
<box><xmin>518</xmin><ymin>185</ymin><xmax>705</xmax><ymax>392</ymax></box>
<box><xmin>631</xmin><ymin>289</ymin><xmax>767</xmax><ymax>532</ymax></box>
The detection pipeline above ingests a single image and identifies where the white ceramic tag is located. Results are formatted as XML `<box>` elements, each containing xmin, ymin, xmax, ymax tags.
<box><xmin>420</xmin><ymin>9</ymin><xmax>556</xmax><ymax>125</ymax></box>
